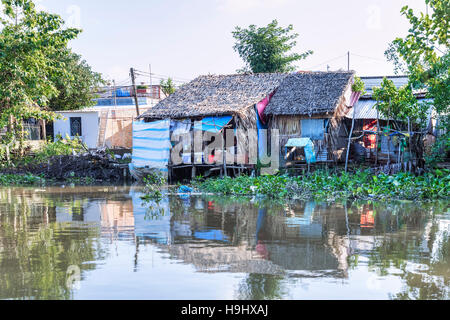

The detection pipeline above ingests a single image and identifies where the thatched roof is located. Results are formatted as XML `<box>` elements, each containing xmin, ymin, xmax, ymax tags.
<box><xmin>265</xmin><ymin>71</ymin><xmax>354</xmax><ymax>117</ymax></box>
<box><xmin>138</xmin><ymin>73</ymin><xmax>288</xmax><ymax>120</ymax></box>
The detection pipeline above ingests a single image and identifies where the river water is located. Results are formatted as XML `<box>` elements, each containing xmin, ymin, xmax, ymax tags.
<box><xmin>0</xmin><ymin>186</ymin><xmax>448</xmax><ymax>300</ymax></box>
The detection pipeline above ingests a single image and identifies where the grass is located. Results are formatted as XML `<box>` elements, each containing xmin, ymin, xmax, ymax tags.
<box><xmin>193</xmin><ymin>169</ymin><xmax>450</xmax><ymax>201</ymax></box>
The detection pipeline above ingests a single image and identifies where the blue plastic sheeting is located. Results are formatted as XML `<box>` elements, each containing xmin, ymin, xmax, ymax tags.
<box><xmin>285</xmin><ymin>138</ymin><xmax>316</xmax><ymax>164</ymax></box>
<box><xmin>255</xmin><ymin>106</ymin><xmax>268</xmax><ymax>160</ymax></box>
<box><xmin>301</xmin><ymin>119</ymin><xmax>325</xmax><ymax>141</ymax></box>
<box><xmin>193</xmin><ymin>116</ymin><xmax>233</xmax><ymax>133</ymax></box>
<box><xmin>95</xmin><ymin>97</ymin><xmax>148</xmax><ymax>106</ymax></box>
<box><xmin>170</xmin><ymin>120</ymin><xmax>191</xmax><ymax>136</ymax></box>
<box><xmin>178</xmin><ymin>185</ymin><xmax>193</xmax><ymax>193</ymax></box>
<box><xmin>194</xmin><ymin>230</ymin><xmax>229</xmax><ymax>242</ymax></box>
<box><xmin>132</xmin><ymin>120</ymin><xmax>171</xmax><ymax>170</ymax></box>
<box><xmin>116</xmin><ymin>88</ymin><xmax>131</xmax><ymax>97</ymax></box>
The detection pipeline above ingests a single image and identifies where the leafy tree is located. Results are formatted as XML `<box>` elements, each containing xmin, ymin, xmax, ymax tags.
<box><xmin>232</xmin><ymin>19</ymin><xmax>313</xmax><ymax>73</ymax></box>
<box><xmin>0</xmin><ymin>0</ymin><xmax>80</xmax><ymax>154</ymax></box>
<box><xmin>352</xmin><ymin>76</ymin><xmax>366</xmax><ymax>94</ymax></box>
<box><xmin>385</xmin><ymin>0</ymin><xmax>449</xmax><ymax>162</ymax></box>
<box><xmin>47</xmin><ymin>49</ymin><xmax>104</xmax><ymax>111</ymax></box>
<box><xmin>373</xmin><ymin>78</ymin><xmax>429</xmax><ymax>124</ymax></box>
<box><xmin>160</xmin><ymin>78</ymin><xmax>176</xmax><ymax>96</ymax></box>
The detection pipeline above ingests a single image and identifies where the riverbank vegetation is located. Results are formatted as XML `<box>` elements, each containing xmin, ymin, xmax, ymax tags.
<box><xmin>0</xmin><ymin>135</ymin><xmax>87</xmax><ymax>169</ymax></box>
<box><xmin>193</xmin><ymin>169</ymin><xmax>449</xmax><ymax>201</ymax></box>
<box><xmin>0</xmin><ymin>137</ymin><xmax>120</xmax><ymax>186</ymax></box>
<box><xmin>0</xmin><ymin>173</ymin><xmax>46</xmax><ymax>186</ymax></box>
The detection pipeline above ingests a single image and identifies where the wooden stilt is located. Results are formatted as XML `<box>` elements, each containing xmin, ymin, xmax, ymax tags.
<box><xmin>375</xmin><ymin>103</ymin><xmax>380</xmax><ymax>166</ymax></box>
<box><xmin>191</xmin><ymin>165</ymin><xmax>196</xmax><ymax>180</ymax></box>
<box><xmin>408</xmin><ymin>117</ymin><xmax>412</xmax><ymax>172</ymax></box>
<box><xmin>345</xmin><ymin>107</ymin><xmax>356</xmax><ymax>172</ymax></box>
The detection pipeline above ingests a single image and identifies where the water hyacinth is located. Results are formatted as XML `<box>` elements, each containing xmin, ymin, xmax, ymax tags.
<box><xmin>193</xmin><ymin>169</ymin><xmax>450</xmax><ymax>201</ymax></box>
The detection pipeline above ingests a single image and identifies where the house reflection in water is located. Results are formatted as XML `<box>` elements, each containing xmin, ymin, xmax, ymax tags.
<box><xmin>50</xmin><ymin>188</ymin><xmax>433</xmax><ymax>282</ymax></box>
<box><xmin>54</xmin><ymin>187</ymin><xmax>136</xmax><ymax>241</ymax></box>
<box><xmin>132</xmin><ymin>196</ymin><xmax>355</xmax><ymax>278</ymax></box>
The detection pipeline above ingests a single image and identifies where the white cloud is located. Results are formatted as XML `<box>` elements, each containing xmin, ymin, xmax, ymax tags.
<box><xmin>217</xmin><ymin>0</ymin><xmax>291</xmax><ymax>14</ymax></box>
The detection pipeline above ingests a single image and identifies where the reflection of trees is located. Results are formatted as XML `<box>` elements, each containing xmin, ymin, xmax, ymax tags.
<box><xmin>391</xmin><ymin>229</ymin><xmax>449</xmax><ymax>300</ymax></box>
<box><xmin>237</xmin><ymin>274</ymin><xmax>287</xmax><ymax>300</ymax></box>
<box><xmin>349</xmin><ymin>201</ymin><xmax>450</xmax><ymax>300</ymax></box>
<box><xmin>0</xmin><ymin>187</ymin><xmax>110</xmax><ymax>300</ymax></box>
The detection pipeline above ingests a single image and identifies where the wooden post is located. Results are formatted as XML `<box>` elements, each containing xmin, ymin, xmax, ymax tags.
<box><xmin>345</xmin><ymin>105</ymin><xmax>356</xmax><ymax>172</ymax></box>
<box><xmin>5</xmin><ymin>145</ymin><xmax>10</xmax><ymax>166</ymax></box>
<box><xmin>113</xmin><ymin>80</ymin><xmax>117</xmax><ymax>107</ymax></box>
<box><xmin>149</xmin><ymin>64</ymin><xmax>153</xmax><ymax>106</ymax></box>
<box><xmin>375</xmin><ymin>103</ymin><xmax>380</xmax><ymax>166</ymax></box>
<box><xmin>6</xmin><ymin>115</ymin><xmax>13</xmax><ymax>165</ymax></box>
<box><xmin>41</xmin><ymin>120</ymin><xmax>46</xmax><ymax>141</ymax></box>
<box><xmin>130</xmin><ymin>68</ymin><xmax>140</xmax><ymax>117</ymax></box>
<box><xmin>191</xmin><ymin>165</ymin><xmax>196</xmax><ymax>180</ymax></box>
<box><xmin>387</xmin><ymin>102</ymin><xmax>391</xmax><ymax>167</ymax></box>
<box><xmin>408</xmin><ymin>117</ymin><xmax>412</xmax><ymax>172</ymax></box>
<box><xmin>223</xmin><ymin>132</ymin><xmax>227</xmax><ymax>177</ymax></box>
<box><xmin>347</xmin><ymin>51</ymin><xmax>350</xmax><ymax>71</ymax></box>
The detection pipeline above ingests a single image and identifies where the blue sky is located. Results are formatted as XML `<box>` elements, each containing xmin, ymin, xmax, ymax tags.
<box><xmin>35</xmin><ymin>0</ymin><xmax>427</xmax><ymax>85</ymax></box>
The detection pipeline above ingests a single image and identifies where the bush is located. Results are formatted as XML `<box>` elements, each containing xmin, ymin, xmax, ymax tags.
<box><xmin>16</xmin><ymin>135</ymin><xmax>87</xmax><ymax>166</ymax></box>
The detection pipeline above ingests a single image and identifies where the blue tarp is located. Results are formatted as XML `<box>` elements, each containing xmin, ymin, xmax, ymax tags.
<box><xmin>255</xmin><ymin>106</ymin><xmax>268</xmax><ymax>160</ymax></box>
<box><xmin>193</xmin><ymin>116</ymin><xmax>233</xmax><ymax>133</ymax></box>
<box><xmin>285</xmin><ymin>138</ymin><xmax>316</xmax><ymax>164</ymax></box>
<box><xmin>132</xmin><ymin>120</ymin><xmax>171</xmax><ymax>171</ymax></box>
<box><xmin>95</xmin><ymin>97</ymin><xmax>148</xmax><ymax>106</ymax></box>
<box><xmin>301</xmin><ymin>119</ymin><xmax>325</xmax><ymax>141</ymax></box>
<box><xmin>194</xmin><ymin>230</ymin><xmax>229</xmax><ymax>242</ymax></box>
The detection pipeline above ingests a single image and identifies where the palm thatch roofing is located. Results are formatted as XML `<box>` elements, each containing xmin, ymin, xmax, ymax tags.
<box><xmin>265</xmin><ymin>71</ymin><xmax>354</xmax><ymax>117</ymax></box>
<box><xmin>138</xmin><ymin>73</ymin><xmax>288</xmax><ymax>120</ymax></box>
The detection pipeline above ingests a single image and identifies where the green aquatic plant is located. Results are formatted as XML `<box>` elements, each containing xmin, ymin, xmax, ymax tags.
<box><xmin>194</xmin><ymin>169</ymin><xmax>450</xmax><ymax>201</ymax></box>
<box><xmin>0</xmin><ymin>173</ymin><xmax>47</xmax><ymax>186</ymax></box>
<box><xmin>141</xmin><ymin>172</ymin><xmax>167</xmax><ymax>201</ymax></box>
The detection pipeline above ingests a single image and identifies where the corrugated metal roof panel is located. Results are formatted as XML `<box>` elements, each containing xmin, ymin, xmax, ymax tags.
<box><xmin>345</xmin><ymin>100</ymin><xmax>388</xmax><ymax>120</ymax></box>
<box><xmin>362</xmin><ymin>76</ymin><xmax>409</xmax><ymax>95</ymax></box>
<box><xmin>346</xmin><ymin>98</ymin><xmax>434</xmax><ymax>120</ymax></box>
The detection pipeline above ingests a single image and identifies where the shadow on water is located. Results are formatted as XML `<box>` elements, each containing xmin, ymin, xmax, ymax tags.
<box><xmin>0</xmin><ymin>186</ymin><xmax>448</xmax><ymax>300</ymax></box>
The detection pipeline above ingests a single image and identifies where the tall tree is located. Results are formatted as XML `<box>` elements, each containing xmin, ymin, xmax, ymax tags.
<box><xmin>0</xmin><ymin>0</ymin><xmax>100</xmax><ymax>156</ymax></box>
<box><xmin>47</xmin><ymin>49</ymin><xmax>104</xmax><ymax>111</ymax></box>
<box><xmin>385</xmin><ymin>0</ymin><xmax>449</xmax><ymax>161</ymax></box>
<box><xmin>232</xmin><ymin>20</ymin><xmax>313</xmax><ymax>73</ymax></box>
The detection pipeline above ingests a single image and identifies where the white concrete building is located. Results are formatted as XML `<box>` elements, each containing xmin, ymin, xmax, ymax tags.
<box><xmin>53</xmin><ymin>110</ymin><xmax>100</xmax><ymax>149</ymax></box>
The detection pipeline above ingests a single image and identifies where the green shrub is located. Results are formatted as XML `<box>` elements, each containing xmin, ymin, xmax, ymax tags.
<box><xmin>17</xmin><ymin>135</ymin><xmax>87</xmax><ymax>166</ymax></box>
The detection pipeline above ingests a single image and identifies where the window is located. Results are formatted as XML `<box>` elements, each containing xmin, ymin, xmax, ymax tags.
<box><xmin>70</xmin><ymin>117</ymin><xmax>82</xmax><ymax>137</ymax></box>
<box><xmin>301</xmin><ymin>119</ymin><xmax>325</xmax><ymax>141</ymax></box>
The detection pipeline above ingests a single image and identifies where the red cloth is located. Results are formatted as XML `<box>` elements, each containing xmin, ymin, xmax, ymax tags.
<box><xmin>363</xmin><ymin>120</ymin><xmax>378</xmax><ymax>149</ymax></box>
<box><xmin>256</xmin><ymin>92</ymin><xmax>275</xmax><ymax>125</ymax></box>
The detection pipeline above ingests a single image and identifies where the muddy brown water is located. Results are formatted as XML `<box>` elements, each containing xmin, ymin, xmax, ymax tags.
<box><xmin>0</xmin><ymin>186</ymin><xmax>448</xmax><ymax>300</ymax></box>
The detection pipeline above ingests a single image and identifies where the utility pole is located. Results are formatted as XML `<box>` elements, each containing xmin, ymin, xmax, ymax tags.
<box><xmin>347</xmin><ymin>51</ymin><xmax>350</xmax><ymax>71</ymax></box>
<box><xmin>130</xmin><ymin>68</ymin><xmax>140</xmax><ymax>117</ymax></box>
<box><xmin>149</xmin><ymin>64</ymin><xmax>153</xmax><ymax>106</ymax></box>
<box><xmin>113</xmin><ymin>80</ymin><xmax>117</xmax><ymax>107</ymax></box>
